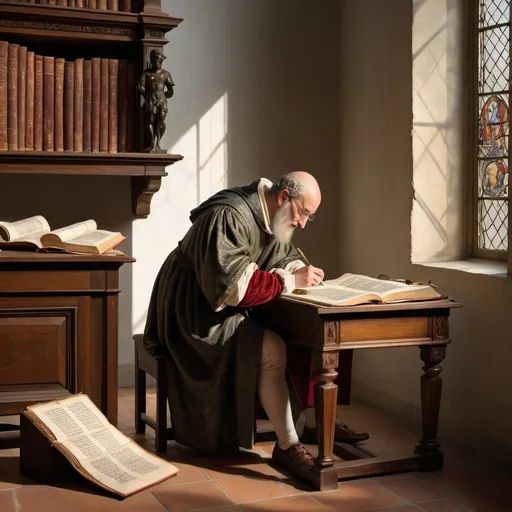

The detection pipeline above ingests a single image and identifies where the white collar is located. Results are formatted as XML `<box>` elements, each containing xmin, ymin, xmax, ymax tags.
<box><xmin>257</xmin><ymin>178</ymin><xmax>273</xmax><ymax>234</ymax></box>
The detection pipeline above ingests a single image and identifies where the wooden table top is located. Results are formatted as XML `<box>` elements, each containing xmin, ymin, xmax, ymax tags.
<box><xmin>0</xmin><ymin>250</ymin><xmax>135</xmax><ymax>264</ymax></box>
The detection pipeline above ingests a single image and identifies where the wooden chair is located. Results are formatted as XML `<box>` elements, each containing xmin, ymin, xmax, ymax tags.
<box><xmin>134</xmin><ymin>334</ymin><xmax>173</xmax><ymax>453</ymax></box>
<box><xmin>134</xmin><ymin>333</ymin><xmax>277</xmax><ymax>454</ymax></box>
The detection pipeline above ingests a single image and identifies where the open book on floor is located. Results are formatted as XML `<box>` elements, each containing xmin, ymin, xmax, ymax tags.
<box><xmin>282</xmin><ymin>272</ymin><xmax>444</xmax><ymax>307</ymax></box>
<box><xmin>0</xmin><ymin>215</ymin><xmax>125</xmax><ymax>255</ymax></box>
<box><xmin>20</xmin><ymin>394</ymin><xmax>179</xmax><ymax>498</ymax></box>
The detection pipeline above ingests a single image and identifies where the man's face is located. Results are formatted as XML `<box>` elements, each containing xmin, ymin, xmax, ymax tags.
<box><xmin>272</xmin><ymin>189</ymin><xmax>319</xmax><ymax>243</ymax></box>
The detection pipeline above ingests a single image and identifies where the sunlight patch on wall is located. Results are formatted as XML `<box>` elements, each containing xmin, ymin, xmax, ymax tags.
<box><xmin>411</xmin><ymin>0</ymin><xmax>465</xmax><ymax>263</ymax></box>
<box><xmin>199</xmin><ymin>92</ymin><xmax>228</xmax><ymax>203</ymax></box>
<box><xmin>130</xmin><ymin>93</ymin><xmax>229</xmax><ymax>338</ymax></box>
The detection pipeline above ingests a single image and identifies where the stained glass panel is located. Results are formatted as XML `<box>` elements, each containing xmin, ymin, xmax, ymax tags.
<box><xmin>478</xmin><ymin>159</ymin><xmax>509</xmax><ymax>196</ymax></box>
<box><xmin>477</xmin><ymin>0</ymin><xmax>510</xmax><ymax>252</ymax></box>
<box><xmin>478</xmin><ymin>199</ymin><xmax>509</xmax><ymax>250</ymax></box>
<box><xmin>478</xmin><ymin>94</ymin><xmax>509</xmax><ymax>158</ymax></box>
<box><xmin>478</xmin><ymin>26</ymin><xmax>509</xmax><ymax>93</ymax></box>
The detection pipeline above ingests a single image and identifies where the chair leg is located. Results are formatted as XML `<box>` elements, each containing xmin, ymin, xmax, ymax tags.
<box><xmin>155</xmin><ymin>361</ymin><xmax>168</xmax><ymax>453</ymax></box>
<box><xmin>135</xmin><ymin>350</ymin><xmax>146</xmax><ymax>434</ymax></box>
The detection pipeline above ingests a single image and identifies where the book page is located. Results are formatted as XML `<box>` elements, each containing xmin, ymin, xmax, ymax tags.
<box><xmin>49</xmin><ymin>219</ymin><xmax>97</xmax><ymax>242</ymax></box>
<box><xmin>325</xmin><ymin>273</ymin><xmax>411</xmax><ymax>294</ymax></box>
<box><xmin>79</xmin><ymin>442</ymin><xmax>178</xmax><ymax>496</ymax></box>
<box><xmin>283</xmin><ymin>285</ymin><xmax>378</xmax><ymax>306</ymax></box>
<box><xmin>67</xmin><ymin>229</ymin><xmax>117</xmax><ymax>248</ymax></box>
<box><xmin>27</xmin><ymin>394</ymin><xmax>112</xmax><ymax>443</ymax></box>
<box><xmin>0</xmin><ymin>215</ymin><xmax>50</xmax><ymax>241</ymax></box>
<box><xmin>60</xmin><ymin>426</ymin><xmax>130</xmax><ymax>461</ymax></box>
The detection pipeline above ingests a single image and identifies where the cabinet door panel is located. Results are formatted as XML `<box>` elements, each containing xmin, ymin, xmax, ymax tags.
<box><xmin>0</xmin><ymin>315</ymin><xmax>68</xmax><ymax>385</ymax></box>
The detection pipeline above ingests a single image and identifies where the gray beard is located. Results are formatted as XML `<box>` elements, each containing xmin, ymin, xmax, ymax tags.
<box><xmin>272</xmin><ymin>201</ymin><xmax>295</xmax><ymax>244</ymax></box>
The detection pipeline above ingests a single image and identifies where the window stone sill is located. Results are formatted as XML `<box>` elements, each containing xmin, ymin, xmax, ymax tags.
<box><xmin>413</xmin><ymin>258</ymin><xmax>508</xmax><ymax>278</ymax></box>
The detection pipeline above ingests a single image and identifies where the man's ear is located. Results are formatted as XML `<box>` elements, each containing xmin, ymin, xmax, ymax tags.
<box><xmin>277</xmin><ymin>189</ymin><xmax>289</xmax><ymax>207</ymax></box>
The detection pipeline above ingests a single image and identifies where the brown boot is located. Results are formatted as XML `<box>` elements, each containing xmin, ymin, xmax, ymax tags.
<box><xmin>272</xmin><ymin>442</ymin><xmax>315</xmax><ymax>476</ymax></box>
<box><xmin>301</xmin><ymin>421</ymin><xmax>369</xmax><ymax>445</ymax></box>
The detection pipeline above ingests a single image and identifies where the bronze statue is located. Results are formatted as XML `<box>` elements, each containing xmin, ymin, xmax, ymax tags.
<box><xmin>136</xmin><ymin>49</ymin><xmax>175</xmax><ymax>152</ymax></box>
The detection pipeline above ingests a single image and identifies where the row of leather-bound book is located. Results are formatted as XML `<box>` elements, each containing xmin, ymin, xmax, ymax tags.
<box><xmin>0</xmin><ymin>40</ymin><xmax>137</xmax><ymax>153</ymax></box>
<box><xmin>11</xmin><ymin>0</ymin><xmax>132</xmax><ymax>11</ymax></box>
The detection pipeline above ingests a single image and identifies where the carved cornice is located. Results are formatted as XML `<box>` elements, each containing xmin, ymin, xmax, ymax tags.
<box><xmin>0</xmin><ymin>19</ymin><xmax>133</xmax><ymax>37</ymax></box>
<box><xmin>0</xmin><ymin>3</ymin><xmax>182</xmax><ymax>42</ymax></box>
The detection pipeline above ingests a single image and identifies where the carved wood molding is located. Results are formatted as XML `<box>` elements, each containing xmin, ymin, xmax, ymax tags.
<box><xmin>432</xmin><ymin>315</ymin><xmax>449</xmax><ymax>341</ymax></box>
<box><xmin>131</xmin><ymin>175</ymin><xmax>162</xmax><ymax>217</ymax></box>
<box><xmin>324</xmin><ymin>321</ymin><xmax>340</xmax><ymax>346</ymax></box>
<box><xmin>0</xmin><ymin>19</ymin><xmax>133</xmax><ymax>37</ymax></box>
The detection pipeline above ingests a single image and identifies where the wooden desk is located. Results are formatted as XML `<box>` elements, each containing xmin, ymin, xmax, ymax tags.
<box><xmin>253</xmin><ymin>297</ymin><xmax>461</xmax><ymax>491</ymax></box>
<box><xmin>0</xmin><ymin>251</ymin><xmax>134</xmax><ymax>425</ymax></box>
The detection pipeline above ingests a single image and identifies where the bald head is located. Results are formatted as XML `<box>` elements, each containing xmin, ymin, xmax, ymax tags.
<box><xmin>270</xmin><ymin>171</ymin><xmax>322</xmax><ymax>210</ymax></box>
<box><xmin>283</xmin><ymin>171</ymin><xmax>321</xmax><ymax>204</ymax></box>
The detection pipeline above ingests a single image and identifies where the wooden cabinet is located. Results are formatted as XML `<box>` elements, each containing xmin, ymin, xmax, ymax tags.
<box><xmin>0</xmin><ymin>251</ymin><xmax>133</xmax><ymax>425</ymax></box>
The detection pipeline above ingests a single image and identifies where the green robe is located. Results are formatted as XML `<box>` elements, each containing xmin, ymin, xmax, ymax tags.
<box><xmin>143</xmin><ymin>180</ymin><xmax>301</xmax><ymax>454</ymax></box>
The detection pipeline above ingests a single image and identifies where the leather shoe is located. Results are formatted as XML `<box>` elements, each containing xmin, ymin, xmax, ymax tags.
<box><xmin>272</xmin><ymin>442</ymin><xmax>315</xmax><ymax>475</ymax></box>
<box><xmin>300</xmin><ymin>420</ymin><xmax>369</xmax><ymax>445</ymax></box>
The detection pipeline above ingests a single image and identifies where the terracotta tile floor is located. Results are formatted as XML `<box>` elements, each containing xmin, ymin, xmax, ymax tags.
<box><xmin>0</xmin><ymin>388</ymin><xmax>510</xmax><ymax>511</ymax></box>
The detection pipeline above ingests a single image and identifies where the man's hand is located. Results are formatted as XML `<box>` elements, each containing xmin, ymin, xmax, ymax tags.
<box><xmin>293</xmin><ymin>265</ymin><xmax>325</xmax><ymax>288</ymax></box>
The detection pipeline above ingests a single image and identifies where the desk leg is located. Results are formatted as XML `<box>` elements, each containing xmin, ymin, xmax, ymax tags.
<box><xmin>415</xmin><ymin>345</ymin><xmax>446</xmax><ymax>470</ymax></box>
<box><xmin>311</xmin><ymin>350</ymin><xmax>339</xmax><ymax>490</ymax></box>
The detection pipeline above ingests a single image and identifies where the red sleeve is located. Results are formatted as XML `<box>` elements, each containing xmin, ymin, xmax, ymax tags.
<box><xmin>238</xmin><ymin>270</ymin><xmax>284</xmax><ymax>307</ymax></box>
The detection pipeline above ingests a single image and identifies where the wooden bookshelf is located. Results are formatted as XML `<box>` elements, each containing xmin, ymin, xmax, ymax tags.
<box><xmin>0</xmin><ymin>0</ymin><xmax>184</xmax><ymax>217</ymax></box>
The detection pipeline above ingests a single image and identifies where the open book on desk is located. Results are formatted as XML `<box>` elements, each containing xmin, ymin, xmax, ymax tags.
<box><xmin>0</xmin><ymin>215</ymin><xmax>125</xmax><ymax>255</ymax></box>
<box><xmin>21</xmin><ymin>394</ymin><xmax>179</xmax><ymax>497</ymax></box>
<box><xmin>282</xmin><ymin>272</ymin><xmax>444</xmax><ymax>307</ymax></box>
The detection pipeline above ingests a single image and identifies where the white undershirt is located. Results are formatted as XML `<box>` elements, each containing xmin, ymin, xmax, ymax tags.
<box><xmin>219</xmin><ymin>178</ymin><xmax>304</xmax><ymax>310</ymax></box>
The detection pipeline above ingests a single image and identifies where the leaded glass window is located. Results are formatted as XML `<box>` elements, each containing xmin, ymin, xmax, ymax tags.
<box><xmin>477</xmin><ymin>0</ymin><xmax>510</xmax><ymax>252</ymax></box>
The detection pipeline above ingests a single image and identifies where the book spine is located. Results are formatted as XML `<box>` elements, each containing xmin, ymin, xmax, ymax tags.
<box><xmin>64</xmin><ymin>61</ymin><xmax>74</xmax><ymax>151</ymax></box>
<box><xmin>43</xmin><ymin>56</ymin><xmax>54</xmax><ymax>151</ymax></box>
<box><xmin>68</xmin><ymin>0</ymin><xmax>75</xmax><ymax>6</ymax></box>
<box><xmin>119</xmin><ymin>0</ymin><xmax>130</xmax><ymax>12</ymax></box>
<box><xmin>57</xmin><ymin>0</ymin><xmax>67</xmax><ymax>6</ymax></box>
<box><xmin>91</xmin><ymin>58</ymin><xmax>100</xmax><ymax>153</ymax></box>
<box><xmin>88</xmin><ymin>0</ymin><xmax>98</xmax><ymax>8</ymax></box>
<box><xmin>126</xmin><ymin>61</ymin><xmax>134</xmax><ymax>152</ymax></box>
<box><xmin>7</xmin><ymin>44</ymin><xmax>18</xmax><ymax>151</ymax></box>
<box><xmin>25</xmin><ymin>51</ymin><xmax>35</xmax><ymax>151</ymax></box>
<box><xmin>76</xmin><ymin>0</ymin><xmax>84</xmax><ymax>7</ymax></box>
<box><xmin>99</xmin><ymin>58</ymin><xmax>109</xmax><ymax>152</ymax></box>
<box><xmin>83</xmin><ymin>60</ymin><xmax>92</xmax><ymax>153</ymax></box>
<box><xmin>17</xmin><ymin>46</ymin><xmax>27</xmax><ymax>150</ymax></box>
<box><xmin>117</xmin><ymin>59</ymin><xmax>127</xmax><ymax>152</ymax></box>
<box><xmin>74</xmin><ymin>58</ymin><xmax>84</xmax><ymax>152</ymax></box>
<box><xmin>108</xmin><ymin>59</ymin><xmax>118</xmax><ymax>153</ymax></box>
<box><xmin>34</xmin><ymin>55</ymin><xmax>43</xmax><ymax>151</ymax></box>
<box><xmin>54</xmin><ymin>58</ymin><xmax>65</xmax><ymax>152</ymax></box>
<box><xmin>0</xmin><ymin>41</ymin><xmax>8</xmax><ymax>151</ymax></box>
<box><xmin>98</xmin><ymin>0</ymin><xmax>107</xmax><ymax>9</ymax></box>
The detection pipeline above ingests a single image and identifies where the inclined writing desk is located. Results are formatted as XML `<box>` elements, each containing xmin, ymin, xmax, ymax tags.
<box><xmin>253</xmin><ymin>296</ymin><xmax>460</xmax><ymax>491</ymax></box>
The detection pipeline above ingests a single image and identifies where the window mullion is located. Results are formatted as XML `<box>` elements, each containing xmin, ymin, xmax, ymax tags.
<box><xmin>508</xmin><ymin>4</ymin><xmax>512</xmax><ymax>274</ymax></box>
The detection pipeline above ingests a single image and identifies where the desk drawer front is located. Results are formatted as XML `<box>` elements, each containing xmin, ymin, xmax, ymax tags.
<box><xmin>0</xmin><ymin>270</ymin><xmax>103</xmax><ymax>293</ymax></box>
<box><xmin>0</xmin><ymin>315</ymin><xmax>70</xmax><ymax>386</ymax></box>
<box><xmin>341</xmin><ymin>317</ymin><xmax>430</xmax><ymax>343</ymax></box>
